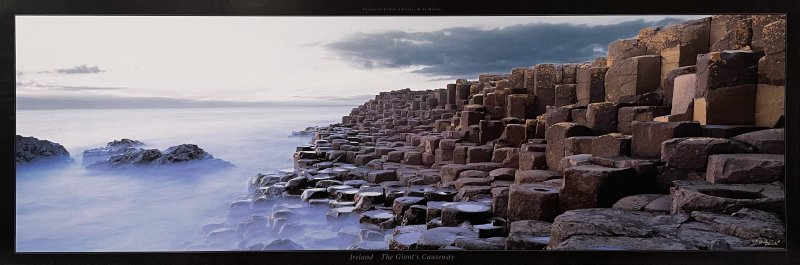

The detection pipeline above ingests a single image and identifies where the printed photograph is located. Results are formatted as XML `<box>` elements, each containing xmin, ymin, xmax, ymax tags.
<box><xmin>15</xmin><ymin>15</ymin><xmax>786</xmax><ymax>252</ymax></box>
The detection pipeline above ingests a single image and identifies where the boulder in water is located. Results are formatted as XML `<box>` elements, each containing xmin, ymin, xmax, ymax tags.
<box><xmin>15</xmin><ymin>135</ymin><xmax>70</xmax><ymax>163</ymax></box>
<box><xmin>82</xmin><ymin>139</ymin><xmax>144</xmax><ymax>164</ymax></box>
<box><xmin>88</xmin><ymin>143</ymin><xmax>232</xmax><ymax>169</ymax></box>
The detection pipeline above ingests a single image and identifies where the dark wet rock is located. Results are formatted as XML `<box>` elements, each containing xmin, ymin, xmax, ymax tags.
<box><xmin>471</xmin><ymin>222</ymin><xmax>506</xmax><ymax>238</ymax></box>
<box><xmin>506</xmin><ymin>220</ymin><xmax>552</xmax><ymax>250</ymax></box>
<box><xmin>454</xmin><ymin>185</ymin><xmax>492</xmax><ymax>202</ymax></box>
<box><xmin>82</xmin><ymin>138</ymin><xmax>144</xmax><ymax>164</ymax></box>
<box><xmin>441</xmin><ymin>202</ymin><xmax>493</xmax><ymax>226</ymax></box>
<box><xmin>401</xmin><ymin>205</ymin><xmax>428</xmax><ymax>225</ymax></box>
<box><xmin>392</xmin><ymin>196</ymin><xmax>427</xmax><ymax>216</ymax></box>
<box><xmin>88</xmin><ymin>144</ymin><xmax>232</xmax><ymax>169</ymax></box>
<box><xmin>425</xmin><ymin>187</ymin><xmax>457</xmax><ymax>202</ymax></box>
<box><xmin>15</xmin><ymin>135</ymin><xmax>70</xmax><ymax>163</ymax></box>
<box><xmin>300</xmin><ymin>188</ymin><xmax>328</xmax><ymax>202</ymax></box>
<box><xmin>671</xmin><ymin>180</ymin><xmax>784</xmax><ymax>215</ymax></box>
<box><xmin>354</xmin><ymin>187</ymin><xmax>385</xmax><ymax>211</ymax></box>
<box><xmin>416</xmin><ymin>226</ymin><xmax>479</xmax><ymax>250</ymax></box>
<box><xmin>389</xmin><ymin>225</ymin><xmax>426</xmax><ymax>250</ymax></box>
<box><xmin>359</xmin><ymin>209</ymin><xmax>395</xmax><ymax>225</ymax></box>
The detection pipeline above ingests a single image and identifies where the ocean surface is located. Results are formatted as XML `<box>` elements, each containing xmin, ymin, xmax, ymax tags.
<box><xmin>15</xmin><ymin>106</ymin><xmax>354</xmax><ymax>252</ymax></box>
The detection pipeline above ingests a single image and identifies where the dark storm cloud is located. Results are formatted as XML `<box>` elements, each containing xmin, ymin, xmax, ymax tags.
<box><xmin>50</xmin><ymin>64</ymin><xmax>104</xmax><ymax>74</ymax></box>
<box><xmin>325</xmin><ymin>18</ymin><xmax>686</xmax><ymax>77</ymax></box>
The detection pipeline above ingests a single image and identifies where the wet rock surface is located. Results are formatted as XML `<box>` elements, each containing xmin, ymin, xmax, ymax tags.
<box><xmin>82</xmin><ymin>139</ymin><xmax>144</xmax><ymax>164</ymax></box>
<box><xmin>15</xmin><ymin>135</ymin><xmax>70</xmax><ymax>163</ymax></box>
<box><xmin>88</xmin><ymin>143</ymin><xmax>233</xmax><ymax>169</ymax></box>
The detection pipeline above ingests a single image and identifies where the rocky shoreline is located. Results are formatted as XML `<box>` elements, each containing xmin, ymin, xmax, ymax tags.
<box><xmin>238</xmin><ymin>15</ymin><xmax>786</xmax><ymax>250</ymax></box>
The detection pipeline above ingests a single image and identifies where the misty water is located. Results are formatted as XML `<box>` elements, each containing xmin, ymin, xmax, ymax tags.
<box><xmin>16</xmin><ymin>106</ymin><xmax>355</xmax><ymax>252</ymax></box>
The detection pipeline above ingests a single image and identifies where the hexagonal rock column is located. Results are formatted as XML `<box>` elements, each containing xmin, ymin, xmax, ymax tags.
<box><xmin>576</xmin><ymin>66</ymin><xmax>608</xmax><ymax>106</ymax></box>
<box><xmin>554</xmin><ymin>84</ymin><xmax>577</xmax><ymax>107</ymax></box>
<box><xmin>507</xmin><ymin>183</ymin><xmax>561</xmax><ymax>222</ymax></box>
<box><xmin>630</xmin><ymin>121</ymin><xmax>702</xmax><ymax>159</ymax></box>
<box><xmin>660</xmin><ymin>137</ymin><xmax>749</xmax><ymax>170</ymax></box>
<box><xmin>732</xmin><ymin>129</ymin><xmax>784</xmax><ymax>154</ymax></box>
<box><xmin>491</xmin><ymin>147</ymin><xmax>520</xmax><ymax>168</ymax></box>
<box><xmin>604</xmin><ymin>55</ymin><xmax>661</xmax><ymax>102</ymax></box>
<box><xmin>655</xmin><ymin>18</ymin><xmax>711</xmax><ymax>81</ymax></box>
<box><xmin>591</xmin><ymin>133</ymin><xmax>631</xmax><ymax>157</ymax></box>
<box><xmin>515</xmin><ymin>170</ymin><xmax>561</xmax><ymax>183</ymax></box>
<box><xmin>392</xmin><ymin>196</ymin><xmax>427</xmax><ymax>217</ymax></box>
<box><xmin>505</xmin><ymin>220</ymin><xmax>552</xmax><ymax>250</ymax></box>
<box><xmin>606</xmin><ymin>38</ymin><xmax>646</xmax><ymax>67</ymax></box>
<box><xmin>586</xmin><ymin>102</ymin><xmax>620</xmax><ymax>135</ymax></box>
<box><xmin>693</xmin><ymin>84</ymin><xmax>757</xmax><ymax>125</ymax></box>
<box><xmin>706</xmin><ymin>154</ymin><xmax>784</xmax><ymax>184</ymax></box>
<box><xmin>754</xmin><ymin>84</ymin><xmax>785</xmax><ymax>128</ymax></box>
<box><xmin>491</xmin><ymin>187</ymin><xmax>509</xmax><ymax>219</ymax></box>
<box><xmin>518</xmin><ymin>151</ymin><xmax>547</xmax><ymax>170</ymax></box>
<box><xmin>466</xmin><ymin>146</ymin><xmax>493</xmax><ymax>164</ymax></box>
<box><xmin>479</xmin><ymin>120</ymin><xmax>504</xmax><ymax>145</ymax></box>
<box><xmin>709</xmin><ymin>15</ymin><xmax>753</xmax><ymax>52</ymax></box>
<box><xmin>532</xmin><ymin>64</ymin><xmax>559</xmax><ymax>115</ymax></box>
<box><xmin>544</xmin><ymin>122</ymin><xmax>594</xmax><ymax>170</ymax></box>
<box><xmin>500</xmin><ymin>124</ymin><xmax>527</xmax><ymax>147</ymax></box>
<box><xmin>662</xmin><ymin>66</ymin><xmax>697</xmax><ymax>106</ymax></box>
<box><xmin>564</xmin><ymin>136</ymin><xmax>596</xmax><ymax>156</ymax></box>
<box><xmin>671</xmin><ymin>73</ymin><xmax>697</xmax><ymax>116</ymax></box>
<box><xmin>440</xmin><ymin>164</ymin><xmax>476</xmax><ymax>181</ymax></box>
<box><xmin>459</xmin><ymin>111</ymin><xmax>483</xmax><ymax>130</ymax></box>
<box><xmin>758</xmin><ymin>19</ymin><xmax>785</xmax><ymax>86</ymax></box>
<box><xmin>507</xmin><ymin>94</ymin><xmax>535</xmax><ymax>120</ymax></box>
<box><xmin>670</xmin><ymin>180</ymin><xmax>784</xmax><ymax>214</ymax></box>
<box><xmin>617</xmin><ymin>106</ymin><xmax>670</xmax><ymax>134</ymax></box>
<box><xmin>560</xmin><ymin>165</ymin><xmax>637</xmax><ymax>211</ymax></box>
<box><xmin>440</xmin><ymin>202</ymin><xmax>493</xmax><ymax>227</ymax></box>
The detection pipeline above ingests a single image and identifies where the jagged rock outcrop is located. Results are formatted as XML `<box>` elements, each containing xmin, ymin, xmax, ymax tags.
<box><xmin>88</xmin><ymin>144</ymin><xmax>232</xmax><ymax>169</ymax></box>
<box><xmin>82</xmin><ymin>139</ymin><xmax>144</xmax><ymax>164</ymax></box>
<box><xmin>15</xmin><ymin>135</ymin><xmax>70</xmax><ymax>163</ymax></box>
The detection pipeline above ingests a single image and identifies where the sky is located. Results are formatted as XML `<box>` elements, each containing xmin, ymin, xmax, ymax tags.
<box><xmin>15</xmin><ymin>15</ymin><xmax>708</xmax><ymax>108</ymax></box>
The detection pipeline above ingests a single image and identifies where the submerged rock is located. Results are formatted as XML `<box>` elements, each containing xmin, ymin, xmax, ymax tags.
<box><xmin>290</xmin><ymin>126</ymin><xmax>319</xmax><ymax>137</ymax></box>
<box><xmin>88</xmin><ymin>144</ymin><xmax>232</xmax><ymax>169</ymax></box>
<box><xmin>15</xmin><ymin>135</ymin><xmax>70</xmax><ymax>163</ymax></box>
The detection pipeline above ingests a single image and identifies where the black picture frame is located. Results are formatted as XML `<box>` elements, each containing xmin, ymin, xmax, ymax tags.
<box><xmin>1</xmin><ymin>1</ymin><xmax>797</xmax><ymax>264</ymax></box>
